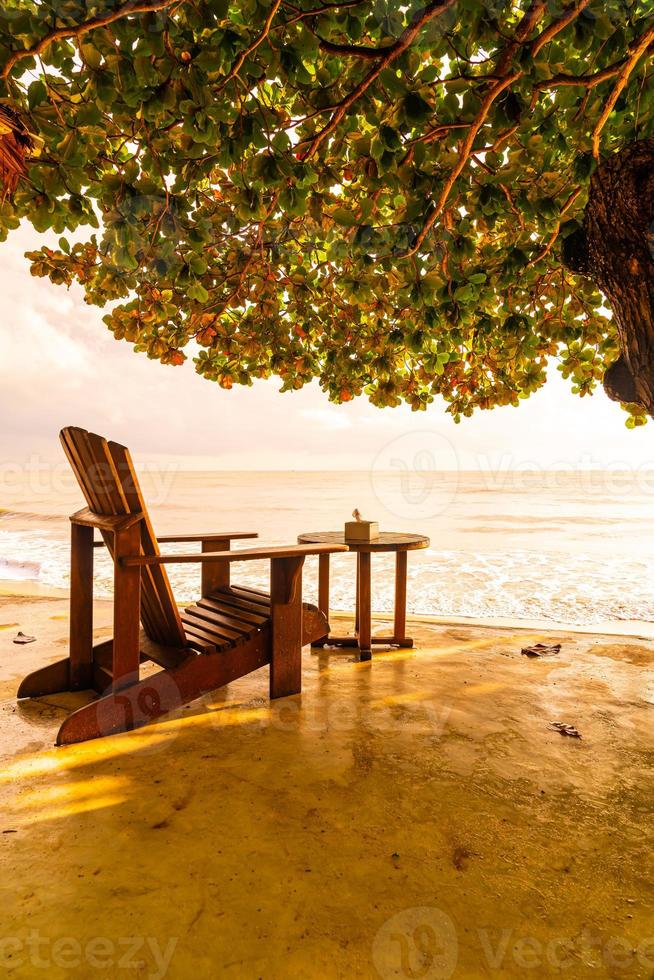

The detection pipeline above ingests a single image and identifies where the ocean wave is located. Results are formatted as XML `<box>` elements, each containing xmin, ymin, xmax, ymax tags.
<box><xmin>1</xmin><ymin>530</ymin><xmax>653</xmax><ymax>628</ymax></box>
<box><xmin>0</xmin><ymin>557</ymin><xmax>42</xmax><ymax>581</ymax></box>
<box><xmin>0</xmin><ymin>508</ymin><xmax>65</xmax><ymax>524</ymax></box>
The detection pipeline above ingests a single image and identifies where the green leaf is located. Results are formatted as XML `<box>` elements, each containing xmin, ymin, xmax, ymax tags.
<box><xmin>80</xmin><ymin>42</ymin><xmax>103</xmax><ymax>69</ymax></box>
<box><xmin>332</xmin><ymin>207</ymin><xmax>357</xmax><ymax>226</ymax></box>
<box><xmin>28</xmin><ymin>79</ymin><xmax>47</xmax><ymax>109</ymax></box>
<box><xmin>188</xmin><ymin>281</ymin><xmax>209</xmax><ymax>303</ymax></box>
<box><xmin>403</xmin><ymin>92</ymin><xmax>432</xmax><ymax>124</ymax></box>
<box><xmin>380</xmin><ymin>125</ymin><xmax>401</xmax><ymax>152</ymax></box>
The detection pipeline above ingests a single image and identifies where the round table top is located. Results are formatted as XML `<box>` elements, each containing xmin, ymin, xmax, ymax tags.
<box><xmin>297</xmin><ymin>531</ymin><xmax>430</xmax><ymax>553</ymax></box>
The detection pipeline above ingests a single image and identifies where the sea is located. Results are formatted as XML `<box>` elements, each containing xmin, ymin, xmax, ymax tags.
<box><xmin>1</xmin><ymin>465</ymin><xmax>653</xmax><ymax>630</ymax></box>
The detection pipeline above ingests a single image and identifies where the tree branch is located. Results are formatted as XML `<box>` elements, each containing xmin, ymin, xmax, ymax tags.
<box><xmin>409</xmin><ymin>122</ymin><xmax>469</xmax><ymax>146</ymax></box>
<box><xmin>299</xmin><ymin>0</ymin><xmax>458</xmax><ymax>159</ymax></box>
<box><xmin>402</xmin><ymin>73</ymin><xmax>520</xmax><ymax>257</ymax></box>
<box><xmin>527</xmin><ymin>187</ymin><xmax>582</xmax><ymax>267</ymax></box>
<box><xmin>218</xmin><ymin>0</ymin><xmax>283</xmax><ymax>91</ymax></box>
<box><xmin>531</xmin><ymin>0</ymin><xmax>591</xmax><ymax>58</ymax></box>
<box><xmin>282</xmin><ymin>0</ymin><xmax>366</xmax><ymax>26</ymax></box>
<box><xmin>535</xmin><ymin>64</ymin><xmax>624</xmax><ymax>91</ymax></box>
<box><xmin>592</xmin><ymin>23</ymin><xmax>654</xmax><ymax>157</ymax></box>
<box><xmin>494</xmin><ymin>0</ymin><xmax>547</xmax><ymax>75</ymax></box>
<box><xmin>536</xmin><ymin>26</ymin><xmax>654</xmax><ymax>95</ymax></box>
<box><xmin>1</xmin><ymin>0</ymin><xmax>179</xmax><ymax>80</ymax></box>
<box><xmin>399</xmin><ymin>0</ymin><xmax>649</xmax><ymax>258</ymax></box>
<box><xmin>316</xmin><ymin>37</ymin><xmax>393</xmax><ymax>60</ymax></box>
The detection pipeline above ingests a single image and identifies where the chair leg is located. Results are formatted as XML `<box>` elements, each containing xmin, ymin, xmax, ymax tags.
<box><xmin>18</xmin><ymin>523</ymin><xmax>94</xmax><ymax>699</ymax></box>
<box><xmin>17</xmin><ymin>658</ymin><xmax>71</xmax><ymax>699</ymax></box>
<box><xmin>312</xmin><ymin>553</ymin><xmax>330</xmax><ymax>647</ymax></box>
<box><xmin>112</xmin><ymin>523</ymin><xmax>142</xmax><ymax>691</ymax></box>
<box><xmin>69</xmin><ymin>522</ymin><xmax>94</xmax><ymax>689</ymax></box>
<box><xmin>56</xmin><ymin>632</ymin><xmax>271</xmax><ymax>745</ymax></box>
<box><xmin>270</xmin><ymin>556</ymin><xmax>304</xmax><ymax>699</ymax></box>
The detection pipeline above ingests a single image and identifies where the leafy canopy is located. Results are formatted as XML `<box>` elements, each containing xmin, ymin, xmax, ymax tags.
<box><xmin>1</xmin><ymin>0</ymin><xmax>652</xmax><ymax>418</ymax></box>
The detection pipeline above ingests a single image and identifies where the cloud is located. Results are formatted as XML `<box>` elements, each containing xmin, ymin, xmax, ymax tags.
<box><xmin>299</xmin><ymin>408</ymin><xmax>352</xmax><ymax>431</ymax></box>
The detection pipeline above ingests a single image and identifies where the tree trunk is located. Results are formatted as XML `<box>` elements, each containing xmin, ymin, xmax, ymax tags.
<box><xmin>576</xmin><ymin>139</ymin><xmax>654</xmax><ymax>415</ymax></box>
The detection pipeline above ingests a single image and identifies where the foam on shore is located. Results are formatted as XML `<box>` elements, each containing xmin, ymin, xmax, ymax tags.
<box><xmin>2</xmin><ymin>579</ymin><xmax>653</xmax><ymax>641</ymax></box>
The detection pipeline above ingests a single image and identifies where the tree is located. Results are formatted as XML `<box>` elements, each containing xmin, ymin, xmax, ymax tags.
<box><xmin>0</xmin><ymin>0</ymin><xmax>652</xmax><ymax>422</ymax></box>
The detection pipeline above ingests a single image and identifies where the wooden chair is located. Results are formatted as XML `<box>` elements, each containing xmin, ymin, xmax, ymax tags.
<box><xmin>17</xmin><ymin>427</ymin><xmax>347</xmax><ymax>745</ymax></box>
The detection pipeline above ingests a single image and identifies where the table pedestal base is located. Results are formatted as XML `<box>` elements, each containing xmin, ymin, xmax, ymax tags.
<box><xmin>312</xmin><ymin>550</ymin><xmax>412</xmax><ymax>659</ymax></box>
<box><xmin>312</xmin><ymin>634</ymin><xmax>414</xmax><ymax>661</ymax></box>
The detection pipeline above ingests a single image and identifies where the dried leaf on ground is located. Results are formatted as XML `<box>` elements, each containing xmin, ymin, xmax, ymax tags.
<box><xmin>521</xmin><ymin>643</ymin><xmax>561</xmax><ymax>658</ymax></box>
<box><xmin>551</xmin><ymin>722</ymin><xmax>582</xmax><ymax>738</ymax></box>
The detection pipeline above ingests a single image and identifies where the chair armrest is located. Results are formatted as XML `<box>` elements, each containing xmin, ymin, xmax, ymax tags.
<box><xmin>70</xmin><ymin>507</ymin><xmax>143</xmax><ymax>532</ymax></box>
<box><xmin>94</xmin><ymin>530</ymin><xmax>259</xmax><ymax>549</ymax></box>
<box><xmin>157</xmin><ymin>532</ymin><xmax>259</xmax><ymax>544</ymax></box>
<box><xmin>121</xmin><ymin>543</ymin><xmax>348</xmax><ymax>567</ymax></box>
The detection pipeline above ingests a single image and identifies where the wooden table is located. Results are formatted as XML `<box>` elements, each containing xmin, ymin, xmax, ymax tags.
<box><xmin>297</xmin><ymin>532</ymin><xmax>430</xmax><ymax>660</ymax></box>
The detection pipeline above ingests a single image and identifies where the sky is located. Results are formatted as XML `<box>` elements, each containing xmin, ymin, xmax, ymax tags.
<box><xmin>2</xmin><ymin>222</ymin><xmax>654</xmax><ymax>474</ymax></box>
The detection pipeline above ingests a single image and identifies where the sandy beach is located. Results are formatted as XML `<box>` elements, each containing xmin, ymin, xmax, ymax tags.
<box><xmin>2</xmin><ymin>583</ymin><xmax>653</xmax><ymax>978</ymax></box>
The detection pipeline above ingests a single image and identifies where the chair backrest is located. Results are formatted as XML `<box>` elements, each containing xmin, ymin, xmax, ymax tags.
<box><xmin>60</xmin><ymin>426</ymin><xmax>186</xmax><ymax>648</ymax></box>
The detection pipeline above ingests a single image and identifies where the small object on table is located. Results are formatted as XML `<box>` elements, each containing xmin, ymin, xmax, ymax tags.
<box><xmin>345</xmin><ymin>508</ymin><xmax>379</xmax><ymax>542</ymax></box>
<box><xmin>297</xmin><ymin>531</ymin><xmax>430</xmax><ymax>660</ymax></box>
